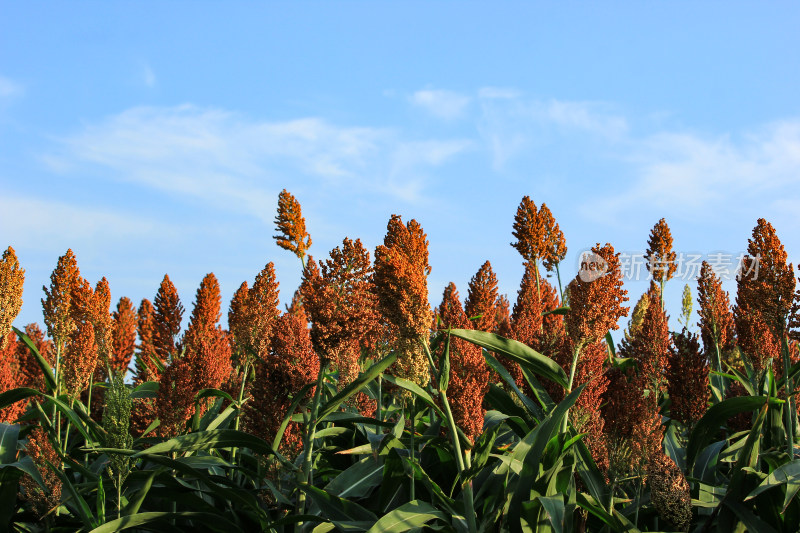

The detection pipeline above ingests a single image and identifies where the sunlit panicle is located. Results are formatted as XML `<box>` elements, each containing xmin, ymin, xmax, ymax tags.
<box><xmin>434</xmin><ymin>282</ymin><xmax>489</xmax><ymax>440</ymax></box>
<box><xmin>133</xmin><ymin>298</ymin><xmax>156</xmax><ymax>383</ymax></box>
<box><xmin>697</xmin><ymin>261</ymin><xmax>736</xmax><ymax>359</ymax></box>
<box><xmin>465</xmin><ymin>261</ymin><xmax>499</xmax><ymax>333</ymax></box>
<box><xmin>21</xmin><ymin>427</ymin><xmax>62</xmax><ymax>518</ymax></box>
<box><xmin>42</xmin><ymin>249</ymin><xmax>80</xmax><ymax>352</ymax></box>
<box><xmin>274</xmin><ymin>189</ymin><xmax>312</xmax><ymax>262</ymax></box>
<box><xmin>644</xmin><ymin>218</ymin><xmax>677</xmax><ymax>284</ymax></box>
<box><xmin>374</xmin><ymin>215</ymin><xmax>432</xmax><ymax>389</ymax></box>
<box><xmin>667</xmin><ymin>329</ymin><xmax>709</xmax><ymax>428</ymax></box>
<box><xmin>0</xmin><ymin>246</ymin><xmax>25</xmax><ymax>347</ymax></box>
<box><xmin>302</xmin><ymin>238</ymin><xmax>378</xmax><ymax>389</ymax></box>
<box><xmin>565</xmin><ymin>243</ymin><xmax>629</xmax><ymax>350</ymax></box>
<box><xmin>111</xmin><ymin>297</ymin><xmax>137</xmax><ymax>377</ymax></box>
<box><xmin>152</xmin><ymin>274</ymin><xmax>184</xmax><ymax>366</ymax></box>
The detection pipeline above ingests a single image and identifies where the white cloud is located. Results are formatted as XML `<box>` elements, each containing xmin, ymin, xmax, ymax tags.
<box><xmin>142</xmin><ymin>63</ymin><xmax>156</xmax><ymax>88</ymax></box>
<box><xmin>586</xmin><ymin>119</ymin><xmax>800</xmax><ymax>225</ymax></box>
<box><xmin>0</xmin><ymin>76</ymin><xmax>23</xmax><ymax>98</ymax></box>
<box><xmin>46</xmin><ymin>104</ymin><xmax>472</xmax><ymax>219</ymax></box>
<box><xmin>410</xmin><ymin>89</ymin><xmax>471</xmax><ymax>120</ymax></box>
<box><xmin>0</xmin><ymin>194</ymin><xmax>168</xmax><ymax>250</ymax></box>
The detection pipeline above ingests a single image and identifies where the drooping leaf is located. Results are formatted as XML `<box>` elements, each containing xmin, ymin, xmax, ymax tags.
<box><xmin>449</xmin><ymin>329</ymin><xmax>567</xmax><ymax>388</ymax></box>
<box><xmin>366</xmin><ymin>500</ymin><xmax>446</xmax><ymax>532</ymax></box>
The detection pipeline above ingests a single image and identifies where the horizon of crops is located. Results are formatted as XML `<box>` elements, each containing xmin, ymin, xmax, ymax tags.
<box><xmin>1</xmin><ymin>190</ymin><xmax>798</xmax><ymax>532</ymax></box>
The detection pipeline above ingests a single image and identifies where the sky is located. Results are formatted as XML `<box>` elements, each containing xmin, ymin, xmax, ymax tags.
<box><xmin>2</xmin><ymin>3</ymin><xmax>800</xmax><ymax>343</ymax></box>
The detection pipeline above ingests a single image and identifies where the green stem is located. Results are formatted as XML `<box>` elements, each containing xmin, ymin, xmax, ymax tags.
<box><xmin>53</xmin><ymin>344</ymin><xmax>62</xmax><ymax>447</ymax></box>
<box><xmin>376</xmin><ymin>374</ymin><xmax>382</xmax><ymax>433</ymax></box>
<box><xmin>441</xmin><ymin>389</ymin><xmax>478</xmax><ymax>533</ymax></box>
<box><xmin>296</xmin><ymin>360</ymin><xmax>328</xmax><ymax>520</ymax></box>
<box><xmin>555</xmin><ymin>262</ymin><xmax>564</xmax><ymax>303</ymax></box>
<box><xmin>562</xmin><ymin>344</ymin><xmax>582</xmax><ymax>433</ymax></box>
<box><xmin>409</xmin><ymin>398</ymin><xmax>416</xmax><ymax>501</ymax></box>
<box><xmin>783</xmin><ymin>334</ymin><xmax>794</xmax><ymax>457</ymax></box>
<box><xmin>230</xmin><ymin>362</ymin><xmax>250</xmax><ymax>473</ymax></box>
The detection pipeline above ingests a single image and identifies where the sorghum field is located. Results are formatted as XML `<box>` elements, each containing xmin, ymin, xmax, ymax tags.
<box><xmin>1</xmin><ymin>191</ymin><xmax>798</xmax><ymax>532</ymax></box>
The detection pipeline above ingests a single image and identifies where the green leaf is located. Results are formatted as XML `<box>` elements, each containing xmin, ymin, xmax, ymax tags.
<box><xmin>0</xmin><ymin>423</ymin><xmax>19</xmax><ymax>464</ymax></box>
<box><xmin>130</xmin><ymin>381</ymin><xmax>159</xmax><ymax>399</ymax></box>
<box><xmin>746</xmin><ymin>460</ymin><xmax>800</xmax><ymax>511</ymax></box>
<box><xmin>124</xmin><ymin>467</ymin><xmax>162</xmax><ymax>516</ymax></box>
<box><xmin>324</xmin><ymin>457</ymin><xmax>385</xmax><ymax>499</ymax></box>
<box><xmin>485</xmin><ymin>352</ymin><xmax>543</xmax><ymax>421</ymax></box>
<box><xmin>133</xmin><ymin>429</ymin><xmax>295</xmax><ymax>469</ymax></box>
<box><xmin>300</xmin><ymin>482</ymin><xmax>378</xmax><ymax>523</ymax></box>
<box><xmin>538</xmin><ymin>495</ymin><xmax>565</xmax><ymax>533</ymax></box>
<box><xmin>0</xmin><ymin>387</ymin><xmax>39</xmax><ymax>414</ymax></box>
<box><xmin>687</xmin><ymin>395</ymin><xmax>768</xmax><ymax>470</ymax></box>
<box><xmin>367</xmin><ymin>500</ymin><xmax>446</xmax><ymax>532</ymax></box>
<box><xmin>382</xmin><ymin>375</ymin><xmax>447</xmax><ymax>422</ymax></box>
<box><xmin>195</xmin><ymin>388</ymin><xmax>234</xmax><ymax>403</ymax></box>
<box><xmin>318</xmin><ymin>352</ymin><xmax>397</xmax><ymax>421</ymax></box>
<box><xmin>272</xmin><ymin>382</ymin><xmax>315</xmax><ymax>452</ymax></box>
<box><xmin>88</xmin><ymin>511</ymin><xmax>240</xmax><ymax>533</ymax></box>
<box><xmin>13</xmin><ymin>326</ymin><xmax>56</xmax><ymax>393</ymax></box>
<box><xmin>449</xmin><ymin>329</ymin><xmax>567</xmax><ymax>387</ymax></box>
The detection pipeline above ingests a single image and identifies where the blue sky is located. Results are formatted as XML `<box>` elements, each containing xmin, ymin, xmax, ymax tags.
<box><xmin>2</xmin><ymin>3</ymin><xmax>800</xmax><ymax>340</ymax></box>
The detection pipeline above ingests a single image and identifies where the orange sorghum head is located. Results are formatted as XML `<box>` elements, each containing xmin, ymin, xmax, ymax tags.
<box><xmin>133</xmin><ymin>298</ymin><xmax>156</xmax><ymax>383</ymax></box>
<box><xmin>21</xmin><ymin>426</ymin><xmax>62</xmax><ymax>518</ymax></box>
<box><xmin>0</xmin><ymin>335</ymin><xmax>24</xmax><ymax>422</ymax></box>
<box><xmin>464</xmin><ymin>261</ymin><xmax>499</xmax><ymax>333</ymax></box>
<box><xmin>182</xmin><ymin>273</ymin><xmax>222</xmax><ymax>353</ymax></box>
<box><xmin>61</xmin><ymin>319</ymin><xmax>97</xmax><ymax>398</ymax></box>
<box><xmin>42</xmin><ymin>249</ymin><xmax>80</xmax><ymax>351</ymax></box>
<box><xmin>434</xmin><ymin>282</ymin><xmax>489</xmax><ymax>441</ymax></box>
<box><xmin>247</xmin><ymin>262</ymin><xmax>282</xmax><ymax>361</ymax></box>
<box><xmin>510</xmin><ymin>197</ymin><xmax>567</xmax><ymax>271</ymax></box>
<box><xmin>565</xmin><ymin>243</ymin><xmax>629</xmax><ymax>350</ymax></box>
<box><xmin>374</xmin><ymin>215</ymin><xmax>431</xmax><ymax>388</ymax></box>
<box><xmin>152</xmin><ymin>274</ymin><xmax>184</xmax><ymax>365</ymax></box>
<box><xmin>697</xmin><ymin>261</ymin><xmax>736</xmax><ymax>356</ymax></box>
<box><xmin>274</xmin><ymin>189</ymin><xmax>312</xmax><ymax>261</ymax></box>
<box><xmin>667</xmin><ymin>329</ymin><xmax>709</xmax><ymax>428</ymax></box>
<box><xmin>301</xmin><ymin>238</ymin><xmax>378</xmax><ymax>387</ymax></box>
<box><xmin>618</xmin><ymin>282</ymin><xmax>669</xmax><ymax>383</ymax></box>
<box><xmin>736</xmin><ymin>218</ymin><xmax>795</xmax><ymax>339</ymax></box>
<box><xmin>0</xmin><ymin>246</ymin><xmax>25</xmax><ymax>348</ymax></box>
<box><xmin>245</xmin><ymin>312</ymin><xmax>319</xmax><ymax>458</ymax></box>
<box><xmin>644</xmin><ymin>218</ymin><xmax>677</xmax><ymax>284</ymax></box>
<box><xmin>111</xmin><ymin>297</ymin><xmax>137</xmax><ymax>377</ymax></box>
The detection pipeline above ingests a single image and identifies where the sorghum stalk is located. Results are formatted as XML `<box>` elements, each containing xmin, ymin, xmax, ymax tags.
<box><xmin>423</xmin><ymin>337</ymin><xmax>477</xmax><ymax>533</ymax></box>
<box><xmin>296</xmin><ymin>360</ymin><xmax>329</xmax><ymax>519</ymax></box>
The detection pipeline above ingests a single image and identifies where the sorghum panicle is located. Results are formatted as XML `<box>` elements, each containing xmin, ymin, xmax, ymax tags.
<box><xmin>374</xmin><ymin>215</ymin><xmax>432</xmax><ymax>388</ymax></box>
<box><xmin>697</xmin><ymin>261</ymin><xmax>736</xmax><ymax>357</ymax></box>
<box><xmin>644</xmin><ymin>218</ymin><xmax>677</xmax><ymax>284</ymax></box>
<box><xmin>274</xmin><ymin>189</ymin><xmax>312</xmax><ymax>261</ymax></box>
<box><xmin>152</xmin><ymin>274</ymin><xmax>184</xmax><ymax>366</ymax></box>
<box><xmin>301</xmin><ymin>238</ymin><xmax>378</xmax><ymax>388</ymax></box>
<box><xmin>667</xmin><ymin>329</ymin><xmax>709</xmax><ymax>428</ymax></box>
<box><xmin>434</xmin><ymin>282</ymin><xmax>489</xmax><ymax>441</ymax></box>
<box><xmin>565</xmin><ymin>243</ymin><xmax>629</xmax><ymax>350</ymax></box>
<box><xmin>111</xmin><ymin>297</ymin><xmax>137</xmax><ymax>377</ymax></box>
<box><xmin>21</xmin><ymin>427</ymin><xmax>62</xmax><ymax>518</ymax></box>
<box><xmin>0</xmin><ymin>246</ymin><xmax>24</xmax><ymax>348</ymax></box>
<box><xmin>465</xmin><ymin>261</ymin><xmax>499</xmax><ymax>333</ymax></box>
<box><xmin>42</xmin><ymin>249</ymin><xmax>80</xmax><ymax>351</ymax></box>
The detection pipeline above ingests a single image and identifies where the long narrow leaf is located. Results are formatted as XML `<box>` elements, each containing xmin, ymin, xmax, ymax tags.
<box><xmin>318</xmin><ymin>352</ymin><xmax>397</xmax><ymax>421</ymax></box>
<box><xmin>449</xmin><ymin>329</ymin><xmax>567</xmax><ymax>387</ymax></box>
<box><xmin>13</xmin><ymin>327</ymin><xmax>56</xmax><ymax>393</ymax></box>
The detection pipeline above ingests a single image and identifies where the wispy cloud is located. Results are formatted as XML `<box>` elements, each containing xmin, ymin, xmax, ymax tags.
<box><xmin>46</xmin><ymin>104</ymin><xmax>473</xmax><ymax>220</ymax></box>
<box><xmin>0</xmin><ymin>76</ymin><xmax>24</xmax><ymax>98</ymax></box>
<box><xmin>0</xmin><ymin>193</ymin><xmax>168</xmax><ymax>251</ymax></box>
<box><xmin>583</xmin><ymin>120</ymin><xmax>800</xmax><ymax>228</ymax></box>
<box><xmin>410</xmin><ymin>89</ymin><xmax>471</xmax><ymax>120</ymax></box>
<box><xmin>142</xmin><ymin>63</ymin><xmax>156</xmax><ymax>88</ymax></box>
